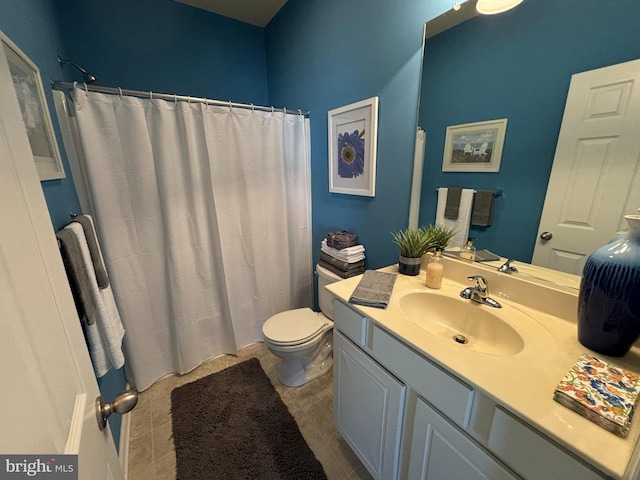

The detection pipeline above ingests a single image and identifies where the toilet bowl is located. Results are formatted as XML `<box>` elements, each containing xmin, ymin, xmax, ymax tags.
<box><xmin>262</xmin><ymin>264</ymin><xmax>342</xmax><ymax>387</ymax></box>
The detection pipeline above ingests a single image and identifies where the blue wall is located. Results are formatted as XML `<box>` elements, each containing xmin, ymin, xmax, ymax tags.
<box><xmin>418</xmin><ymin>0</ymin><xmax>640</xmax><ymax>262</ymax></box>
<box><xmin>53</xmin><ymin>0</ymin><xmax>269</xmax><ymax>103</ymax></box>
<box><xmin>265</xmin><ymin>0</ymin><xmax>453</xmax><ymax>276</ymax></box>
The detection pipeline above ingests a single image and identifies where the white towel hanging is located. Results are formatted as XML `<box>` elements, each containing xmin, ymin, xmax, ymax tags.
<box><xmin>65</xmin><ymin>221</ymin><xmax>125</xmax><ymax>377</ymax></box>
<box><xmin>435</xmin><ymin>188</ymin><xmax>474</xmax><ymax>248</ymax></box>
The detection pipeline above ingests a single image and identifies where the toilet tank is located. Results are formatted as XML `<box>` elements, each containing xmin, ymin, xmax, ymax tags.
<box><xmin>316</xmin><ymin>263</ymin><xmax>343</xmax><ymax>320</ymax></box>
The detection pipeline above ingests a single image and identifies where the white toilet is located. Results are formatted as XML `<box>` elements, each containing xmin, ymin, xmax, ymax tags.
<box><xmin>262</xmin><ymin>264</ymin><xmax>341</xmax><ymax>387</ymax></box>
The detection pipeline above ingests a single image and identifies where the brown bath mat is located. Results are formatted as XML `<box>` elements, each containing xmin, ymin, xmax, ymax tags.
<box><xmin>171</xmin><ymin>358</ymin><xmax>327</xmax><ymax>479</ymax></box>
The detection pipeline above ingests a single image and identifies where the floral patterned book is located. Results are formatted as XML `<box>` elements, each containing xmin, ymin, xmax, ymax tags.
<box><xmin>554</xmin><ymin>353</ymin><xmax>640</xmax><ymax>437</ymax></box>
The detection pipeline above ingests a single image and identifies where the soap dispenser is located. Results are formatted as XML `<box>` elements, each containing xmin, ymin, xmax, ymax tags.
<box><xmin>426</xmin><ymin>248</ymin><xmax>444</xmax><ymax>289</ymax></box>
<box><xmin>460</xmin><ymin>238</ymin><xmax>476</xmax><ymax>262</ymax></box>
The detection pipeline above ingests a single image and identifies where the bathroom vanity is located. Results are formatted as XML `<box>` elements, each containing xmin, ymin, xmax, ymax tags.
<box><xmin>326</xmin><ymin>258</ymin><xmax>640</xmax><ymax>480</ymax></box>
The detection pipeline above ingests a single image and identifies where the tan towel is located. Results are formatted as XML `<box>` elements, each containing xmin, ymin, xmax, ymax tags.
<box><xmin>471</xmin><ymin>190</ymin><xmax>494</xmax><ymax>226</ymax></box>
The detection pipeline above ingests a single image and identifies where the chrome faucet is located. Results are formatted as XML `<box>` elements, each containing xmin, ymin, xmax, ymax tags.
<box><xmin>460</xmin><ymin>275</ymin><xmax>502</xmax><ymax>308</ymax></box>
<box><xmin>497</xmin><ymin>258</ymin><xmax>518</xmax><ymax>274</ymax></box>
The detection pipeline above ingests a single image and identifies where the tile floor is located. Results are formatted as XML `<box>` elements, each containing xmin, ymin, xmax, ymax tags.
<box><xmin>126</xmin><ymin>342</ymin><xmax>373</xmax><ymax>480</ymax></box>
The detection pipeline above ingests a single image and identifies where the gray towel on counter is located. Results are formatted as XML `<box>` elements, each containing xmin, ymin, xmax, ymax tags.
<box><xmin>444</xmin><ymin>187</ymin><xmax>462</xmax><ymax>220</ymax></box>
<box><xmin>349</xmin><ymin>270</ymin><xmax>397</xmax><ymax>309</ymax></box>
<box><xmin>471</xmin><ymin>190</ymin><xmax>494</xmax><ymax>226</ymax></box>
<box><xmin>71</xmin><ymin>214</ymin><xmax>109</xmax><ymax>289</ymax></box>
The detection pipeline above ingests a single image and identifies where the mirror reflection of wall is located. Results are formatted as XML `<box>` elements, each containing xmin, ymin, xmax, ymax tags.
<box><xmin>417</xmin><ymin>0</ymin><xmax>640</xmax><ymax>265</ymax></box>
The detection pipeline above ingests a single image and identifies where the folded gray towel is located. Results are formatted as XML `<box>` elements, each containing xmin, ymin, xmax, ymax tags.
<box><xmin>318</xmin><ymin>259</ymin><xmax>365</xmax><ymax>279</ymax></box>
<box><xmin>319</xmin><ymin>250</ymin><xmax>365</xmax><ymax>271</ymax></box>
<box><xmin>471</xmin><ymin>190</ymin><xmax>494</xmax><ymax>226</ymax></box>
<box><xmin>349</xmin><ymin>270</ymin><xmax>397</xmax><ymax>309</ymax></box>
<box><xmin>445</xmin><ymin>187</ymin><xmax>462</xmax><ymax>220</ymax></box>
<box><xmin>71</xmin><ymin>215</ymin><xmax>109</xmax><ymax>289</ymax></box>
<box><xmin>56</xmin><ymin>228</ymin><xmax>97</xmax><ymax>324</ymax></box>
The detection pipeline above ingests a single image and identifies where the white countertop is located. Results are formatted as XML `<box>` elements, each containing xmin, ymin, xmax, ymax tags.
<box><xmin>326</xmin><ymin>264</ymin><xmax>640</xmax><ymax>479</ymax></box>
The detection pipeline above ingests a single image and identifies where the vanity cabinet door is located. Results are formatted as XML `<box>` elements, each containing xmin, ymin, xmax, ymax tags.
<box><xmin>407</xmin><ymin>397</ymin><xmax>517</xmax><ymax>480</ymax></box>
<box><xmin>334</xmin><ymin>330</ymin><xmax>405</xmax><ymax>480</ymax></box>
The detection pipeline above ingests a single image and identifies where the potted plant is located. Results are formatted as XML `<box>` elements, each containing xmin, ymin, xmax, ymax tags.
<box><xmin>421</xmin><ymin>224</ymin><xmax>457</xmax><ymax>252</ymax></box>
<box><xmin>391</xmin><ymin>225</ymin><xmax>456</xmax><ymax>276</ymax></box>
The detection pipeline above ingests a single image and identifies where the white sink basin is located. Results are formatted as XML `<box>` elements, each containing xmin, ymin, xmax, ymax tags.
<box><xmin>398</xmin><ymin>291</ymin><xmax>532</xmax><ymax>356</ymax></box>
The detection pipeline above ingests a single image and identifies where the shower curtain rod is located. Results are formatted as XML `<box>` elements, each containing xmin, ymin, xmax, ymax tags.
<box><xmin>50</xmin><ymin>80</ymin><xmax>310</xmax><ymax>117</ymax></box>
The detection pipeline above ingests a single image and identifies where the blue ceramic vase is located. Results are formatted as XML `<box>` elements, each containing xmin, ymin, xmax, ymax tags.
<box><xmin>578</xmin><ymin>213</ymin><xmax>640</xmax><ymax>356</ymax></box>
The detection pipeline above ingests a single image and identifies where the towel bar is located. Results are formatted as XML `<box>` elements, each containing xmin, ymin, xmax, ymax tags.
<box><xmin>436</xmin><ymin>188</ymin><xmax>502</xmax><ymax>198</ymax></box>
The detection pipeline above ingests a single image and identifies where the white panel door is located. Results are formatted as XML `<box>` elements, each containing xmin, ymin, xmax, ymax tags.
<box><xmin>333</xmin><ymin>331</ymin><xmax>405</xmax><ymax>480</ymax></box>
<box><xmin>0</xmin><ymin>42</ymin><xmax>123</xmax><ymax>479</ymax></box>
<box><xmin>533</xmin><ymin>58</ymin><xmax>640</xmax><ymax>274</ymax></box>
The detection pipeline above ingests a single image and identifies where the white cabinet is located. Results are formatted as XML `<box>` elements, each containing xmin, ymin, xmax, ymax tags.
<box><xmin>407</xmin><ymin>396</ymin><xmax>517</xmax><ymax>480</ymax></box>
<box><xmin>332</xmin><ymin>299</ymin><xmax>609</xmax><ymax>480</ymax></box>
<box><xmin>333</xmin><ymin>330</ymin><xmax>405</xmax><ymax>480</ymax></box>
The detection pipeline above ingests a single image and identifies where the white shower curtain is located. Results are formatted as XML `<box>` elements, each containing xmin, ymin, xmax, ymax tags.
<box><xmin>70</xmin><ymin>87</ymin><xmax>312</xmax><ymax>390</ymax></box>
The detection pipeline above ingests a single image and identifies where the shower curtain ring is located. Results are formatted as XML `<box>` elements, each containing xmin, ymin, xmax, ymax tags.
<box><xmin>118</xmin><ymin>87</ymin><xmax>123</xmax><ymax>98</ymax></box>
<box><xmin>250</xmin><ymin>103</ymin><xmax>254</xmax><ymax>112</ymax></box>
<box><xmin>283</xmin><ymin>107</ymin><xmax>287</xmax><ymax>115</ymax></box>
<box><xmin>174</xmin><ymin>94</ymin><xmax>177</xmax><ymax>103</ymax></box>
<box><xmin>298</xmin><ymin>109</ymin><xmax>302</xmax><ymax>116</ymax></box>
<box><xmin>188</xmin><ymin>96</ymin><xmax>191</xmax><ymax>104</ymax></box>
<box><xmin>83</xmin><ymin>82</ymin><xmax>88</xmax><ymax>93</ymax></box>
<box><xmin>271</xmin><ymin>106</ymin><xmax>274</xmax><ymax>113</ymax></box>
<box><xmin>228</xmin><ymin>100</ymin><xmax>232</xmax><ymax>111</ymax></box>
<box><xmin>73</xmin><ymin>81</ymin><xmax>78</xmax><ymax>89</ymax></box>
<box><xmin>149</xmin><ymin>91</ymin><xmax>153</xmax><ymax>100</ymax></box>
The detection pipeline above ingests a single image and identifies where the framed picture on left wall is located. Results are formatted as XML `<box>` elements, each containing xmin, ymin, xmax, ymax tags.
<box><xmin>328</xmin><ymin>96</ymin><xmax>378</xmax><ymax>196</ymax></box>
<box><xmin>0</xmin><ymin>30</ymin><xmax>65</xmax><ymax>181</ymax></box>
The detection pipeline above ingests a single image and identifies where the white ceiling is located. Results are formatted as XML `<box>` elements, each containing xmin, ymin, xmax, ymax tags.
<box><xmin>175</xmin><ymin>0</ymin><xmax>288</xmax><ymax>27</ymax></box>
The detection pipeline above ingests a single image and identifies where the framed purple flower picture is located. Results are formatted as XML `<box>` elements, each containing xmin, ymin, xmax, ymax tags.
<box><xmin>328</xmin><ymin>97</ymin><xmax>378</xmax><ymax>196</ymax></box>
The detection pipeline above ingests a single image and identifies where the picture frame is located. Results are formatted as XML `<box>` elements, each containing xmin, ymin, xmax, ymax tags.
<box><xmin>442</xmin><ymin>118</ymin><xmax>508</xmax><ymax>173</ymax></box>
<box><xmin>1</xmin><ymin>30</ymin><xmax>65</xmax><ymax>181</ymax></box>
<box><xmin>328</xmin><ymin>96</ymin><xmax>378</xmax><ymax>196</ymax></box>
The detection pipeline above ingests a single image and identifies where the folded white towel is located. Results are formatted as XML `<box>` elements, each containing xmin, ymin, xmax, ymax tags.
<box><xmin>66</xmin><ymin>222</ymin><xmax>125</xmax><ymax>377</ymax></box>
<box><xmin>321</xmin><ymin>240</ymin><xmax>365</xmax><ymax>263</ymax></box>
<box><xmin>435</xmin><ymin>188</ymin><xmax>474</xmax><ymax>249</ymax></box>
<box><xmin>322</xmin><ymin>238</ymin><xmax>364</xmax><ymax>255</ymax></box>
<box><xmin>321</xmin><ymin>247</ymin><xmax>365</xmax><ymax>264</ymax></box>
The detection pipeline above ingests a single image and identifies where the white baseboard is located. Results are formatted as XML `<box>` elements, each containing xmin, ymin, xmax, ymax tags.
<box><xmin>119</xmin><ymin>382</ymin><xmax>132</xmax><ymax>480</ymax></box>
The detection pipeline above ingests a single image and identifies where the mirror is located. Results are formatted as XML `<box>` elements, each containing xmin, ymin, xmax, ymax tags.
<box><xmin>416</xmin><ymin>0</ymin><xmax>640</xmax><ymax>288</ymax></box>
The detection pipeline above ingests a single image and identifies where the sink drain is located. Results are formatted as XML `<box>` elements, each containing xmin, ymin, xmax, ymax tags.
<box><xmin>453</xmin><ymin>334</ymin><xmax>468</xmax><ymax>345</ymax></box>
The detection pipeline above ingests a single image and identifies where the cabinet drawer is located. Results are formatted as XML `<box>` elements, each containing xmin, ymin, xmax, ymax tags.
<box><xmin>371</xmin><ymin>325</ymin><xmax>474</xmax><ymax>428</ymax></box>
<box><xmin>488</xmin><ymin>407</ymin><xmax>605</xmax><ymax>480</ymax></box>
<box><xmin>333</xmin><ymin>300</ymin><xmax>367</xmax><ymax>347</ymax></box>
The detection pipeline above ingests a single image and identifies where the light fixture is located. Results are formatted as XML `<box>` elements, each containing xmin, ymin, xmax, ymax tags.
<box><xmin>476</xmin><ymin>0</ymin><xmax>523</xmax><ymax>15</ymax></box>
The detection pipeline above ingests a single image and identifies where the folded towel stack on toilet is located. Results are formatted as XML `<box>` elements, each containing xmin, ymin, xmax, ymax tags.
<box><xmin>319</xmin><ymin>231</ymin><xmax>365</xmax><ymax>279</ymax></box>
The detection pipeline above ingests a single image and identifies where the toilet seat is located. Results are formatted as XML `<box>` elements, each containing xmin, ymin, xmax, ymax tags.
<box><xmin>263</xmin><ymin>308</ymin><xmax>330</xmax><ymax>346</ymax></box>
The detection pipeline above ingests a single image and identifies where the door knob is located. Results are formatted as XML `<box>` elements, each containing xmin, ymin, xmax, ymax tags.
<box><xmin>539</xmin><ymin>231</ymin><xmax>553</xmax><ymax>241</ymax></box>
<box><xmin>96</xmin><ymin>389</ymin><xmax>138</xmax><ymax>431</ymax></box>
